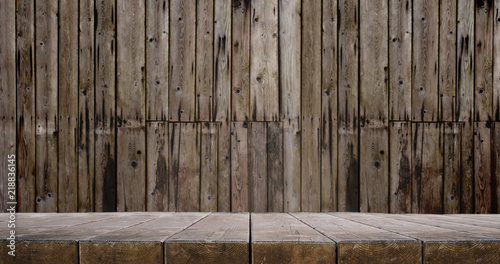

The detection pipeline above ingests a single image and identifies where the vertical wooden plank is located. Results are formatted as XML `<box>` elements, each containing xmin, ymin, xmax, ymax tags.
<box><xmin>495</xmin><ymin>0</ymin><xmax>500</xmax><ymax>120</ymax></box>
<box><xmin>301</xmin><ymin>0</ymin><xmax>321</xmax><ymax>212</ymax></box>
<box><xmin>338</xmin><ymin>0</ymin><xmax>359</xmax><ymax>212</ymax></box>
<box><xmin>250</xmin><ymin>0</ymin><xmax>279</xmax><ymax>121</ymax></box>
<box><xmin>200</xmin><ymin>122</ymin><xmax>218</xmax><ymax>212</ymax></box>
<box><xmin>248</xmin><ymin>122</ymin><xmax>267</xmax><ymax>212</ymax></box>
<box><xmin>16</xmin><ymin>0</ymin><xmax>36</xmax><ymax>212</ymax></box>
<box><xmin>279</xmin><ymin>0</ymin><xmax>301</xmax><ymax>212</ymax></box>
<box><xmin>232</xmin><ymin>0</ymin><xmax>250</xmax><ymax>121</ymax></box>
<box><xmin>475</xmin><ymin>0</ymin><xmax>493</xmax><ymax>121</ymax></box>
<box><xmin>267</xmin><ymin>122</ymin><xmax>283</xmax><ymax>212</ymax></box>
<box><xmin>444</xmin><ymin>122</ymin><xmax>461</xmax><ymax>214</ymax></box>
<box><xmin>493</xmin><ymin>122</ymin><xmax>500</xmax><ymax>213</ymax></box>
<box><xmin>95</xmin><ymin>0</ymin><xmax>116</xmax><ymax>212</ymax></box>
<box><xmin>196</xmin><ymin>0</ymin><xmax>214</xmax><ymax>121</ymax></box>
<box><xmin>321</xmin><ymin>0</ymin><xmax>338</xmax><ymax>212</ymax></box>
<box><xmin>169</xmin><ymin>123</ymin><xmax>201</xmax><ymax>211</ymax></box>
<box><xmin>231</xmin><ymin>122</ymin><xmax>248</xmax><ymax>212</ymax></box>
<box><xmin>412</xmin><ymin>123</ymin><xmax>444</xmax><ymax>213</ymax></box>
<box><xmin>389</xmin><ymin>0</ymin><xmax>412</xmax><ymax>121</ymax></box>
<box><xmin>359</xmin><ymin>0</ymin><xmax>389</xmax><ymax>213</ymax></box>
<box><xmin>457</xmin><ymin>0</ymin><xmax>474</xmax><ymax>213</ymax></box>
<box><xmin>36</xmin><ymin>0</ymin><xmax>58</xmax><ymax>212</ymax></box>
<box><xmin>389</xmin><ymin>122</ymin><xmax>411</xmax><ymax>213</ymax></box>
<box><xmin>146</xmin><ymin>122</ymin><xmax>168</xmax><ymax>211</ymax></box>
<box><xmin>412</xmin><ymin>0</ymin><xmax>439</xmax><ymax>121</ymax></box>
<box><xmin>438</xmin><ymin>0</ymin><xmax>457</xmax><ymax>121</ymax></box>
<box><xmin>214</xmin><ymin>0</ymin><xmax>231</xmax><ymax>212</ymax></box>
<box><xmin>169</xmin><ymin>0</ymin><xmax>196</xmax><ymax>121</ymax></box>
<box><xmin>0</xmin><ymin>0</ymin><xmax>16</xmax><ymax>212</ymax></box>
<box><xmin>116</xmin><ymin>0</ymin><xmax>146</xmax><ymax>211</ymax></box>
<box><xmin>78</xmin><ymin>0</ymin><xmax>95</xmax><ymax>212</ymax></box>
<box><xmin>59</xmin><ymin>0</ymin><xmax>78</xmax><ymax>212</ymax></box>
<box><xmin>474</xmin><ymin>122</ymin><xmax>492</xmax><ymax>213</ymax></box>
<box><xmin>146</xmin><ymin>0</ymin><xmax>169</xmax><ymax>121</ymax></box>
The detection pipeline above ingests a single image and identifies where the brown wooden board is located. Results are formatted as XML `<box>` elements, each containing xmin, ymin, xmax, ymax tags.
<box><xmin>389</xmin><ymin>122</ymin><xmax>412</xmax><ymax>213</ymax></box>
<box><xmin>232</xmin><ymin>0</ymin><xmax>251</xmax><ymax>121</ymax></box>
<box><xmin>267</xmin><ymin>122</ymin><xmax>284</xmax><ymax>212</ymax></box>
<box><xmin>196</xmin><ymin>0</ymin><xmax>214</xmax><ymax>121</ymax></box>
<box><xmin>438</xmin><ymin>0</ymin><xmax>457</xmax><ymax>121</ymax></box>
<box><xmin>444</xmin><ymin>122</ymin><xmax>461</xmax><ymax>213</ymax></box>
<box><xmin>231</xmin><ymin>122</ymin><xmax>249</xmax><ymax>212</ymax></box>
<box><xmin>248</xmin><ymin>122</ymin><xmax>267</xmax><ymax>212</ymax></box>
<box><xmin>166</xmin><ymin>213</ymin><xmax>249</xmax><ymax>264</ymax></box>
<box><xmin>169</xmin><ymin>123</ymin><xmax>201</xmax><ymax>211</ymax></box>
<box><xmin>494</xmin><ymin>122</ymin><xmax>500</xmax><ymax>213</ymax></box>
<box><xmin>146</xmin><ymin>122</ymin><xmax>169</xmax><ymax>211</ymax></box>
<box><xmin>475</xmin><ymin>0</ymin><xmax>494</xmax><ymax>121</ymax></box>
<box><xmin>412</xmin><ymin>123</ymin><xmax>443</xmax><ymax>213</ymax></box>
<box><xmin>474</xmin><ymin>122</ymin><xmax>492</xmax><ymax>213</ymax></box>
<box><xmin>201</xmin><ymin>122</ymin><xmax>218</xmax><ymax>212</ymax></box>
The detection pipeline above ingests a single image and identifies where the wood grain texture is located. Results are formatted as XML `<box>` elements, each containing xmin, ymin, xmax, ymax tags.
<box><xmin>494</xmin><ymin>122</ymin><xmax>500</xmax><ymax>213</ymax></box>
<box><xmin>146</xmin><ymin>0</ymin><xmax>169</xmax><ymax>121</ymax></box>
<box><xmin>0</xmin><ymin>0</ymin><xmax>16</xmax><ymax>212</ymax></box>
<box><xmin>250</xmin><ymin>0</ymin><xmax>279</xmax><ymax>121</ymax></box>
<box><xmin>36</xmin><ymin>0</ymin><xmax>58</xmax><ymax>212</ymax></box>
<box><xmin>390</xmin><ymin>122</ymin><xmax>412</xmax><ymax>213</ymax></box>
<box><xmin>412</xmin><ymin>0</ymin><xmax>439</xmax><ymax>121</ymax></box>
<box><xmin>338</xmin><ymin>0</ymin><xmax>359</xmax><ymax>212</ymax></box>
<box><xmin>169</xmin><ymin>123</ymin><xmax>201</xmax><ymax>212</ymax></box>
<box><xmin>231</xmin><ymin>122</ymin><xmax>249</xmax><ymax>212</ymax></box>
<box><xmin>438</xmin><ymin>0</ymin><xmax>457</xmax><ymax>121</ymax></box>
<box><xmin>248</xmin><ymin>122</ymin><xmax>267</xmax><ymax>212</ymax></box>
<box><xmin>59</xmin><ymin>0</ymin><xmax>79</xmax><ymax>212</ymax></box>
<box><xmin>232</xmin><ymin>0</ymin><xmax>251</xmax><ymax>121</ymax></box>
<box><xmin>301</xmin><ymin>0</ymin><xmax>322</xmax><ymax>212</ymax></box>
<box><xmin>280</xmin><ymin>0</ymin><xmax>301</xmax><ymax>212</ymax></box>
<box><xmin>95</xmin><ymin>0</ymin><xmax>117</xmax><ymax>212</ymax></box>
<box><xmin>116</xmin><ymin>0</ymin><xmax>146</xmax><ymax>212</ymax></box>
<box><xmin>267</xmin><ymin>122</ymin><xmax>283</xmax><ymax>212</ymax></box>
<box><xmin>412</xmin><ymin>123</ymin><xmax>443</xmax><ymax>213</ymax></box>
<box><xmin>217</xmin><ymin>122</ymin><xmax>231</xmax><ymax>212</ymax></box>
<box><xmin>444</xmin><ymin>122</ymin><xmax>461</xmax><ymax>213</ymax></box>
<box><xmin>78</xmin><ymin>0</ymin><xmax>95</xmax><ymax>212</ymax></box>
<box><xmin>196</xmin><ymin>0</ymin><xmax>214</xmax><ymax>121</ymax></box>
<box><xmin>474</xmin><ymin>122</ymin><xmax>492</xmax><ymax>213</ymax></box>
<box><xmin>16</xmin><ymin>0</ymin><xmax>36</xmax><ymax>212</ymax></box>
<box><xmin>146</xmin><ymin>122</ymin><xmax>168</xmax><ymax>211</ymax></box>
<box><xmin>201</xmin><ymin>122</ymin><xmax>218</xmax><ymax>212</ymax></box>
<box><xmin>321</xmin><ymin>0</ymin><xmax>338</xmax><ymax>212</ymax></box>
<box><xmin>475</xmin><ymin>0</ymin><xmax>493</xmax><ymax>121</ymax></box>
<box><xmin>169</xmin><ymin>0</ymin><xmax>196</xmax><ymax>121</ymax></box>
<box><xmin>389</xmin><ymin>0</ymin><xmax>412</xmax><ymax>121</ymax></box>
<box><xmin>495</xmin><ymin>0</ymin><xmax>500</xmax><ymax>120</ymax></box>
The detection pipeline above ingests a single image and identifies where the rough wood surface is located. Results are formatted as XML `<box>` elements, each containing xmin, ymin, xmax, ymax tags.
<box><xmin>267</xmin><ymin>122</ymin><xmax>283</xmax><ymax>212</ymax></box>
<box><xmin>444</xmin><ymin>122</ymin><xmax>461</xmax><ymax>213</ymax></box>
<box><xmin>231</xmin><ymin>122</ymin><xmax>249</xmax><ymax>212</ymax></box>
<box><xmin>196</xmin><ymin>0</ymin><xmax>214</xmax><ymax>121</ymax></box>
<box><xmin>201</xmin><ymin>123</ymin><xmax>218</xmax><ymax>212</ymax></box>
<box><xmin>146</xmin><ymin>122</ymin><xmax>169</xmax><ymax>211</ymax></box>
<box><xmin>232</xmin><ymin>0</ymin><xmax>251</xmax><ymax>121</ymax></box>
<box><xmin>248</xmin><ymin>122</ymin><xmax>267</xmax><ymax>212</ymax></box>
<box><xmin>494</xmin><ymin>122</ymin><xmax>500</xmax><ymax>213</ymax></box>
<box><xmin>438</xmin><ymin>0</ymin><xmax>457</xmax><ymax>121</ymax></box>
<box><xmin>474</xmin><ymin>122</ymin><xmax>492</xmax><ymax>213</ymax></box>
<box><xmin>389</xmin><ymin>122</ymin><xmax>412</xmax><ymax>213</ymax></box>
<box><xmin>475</xmin><ymin>0</ymin><xmax>494</xmax><ymax>121</ymax></box>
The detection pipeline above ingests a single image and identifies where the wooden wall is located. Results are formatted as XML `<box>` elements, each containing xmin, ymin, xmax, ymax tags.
<box><xmin>1</xmin><ymin>0</ymin><xmax>500</xmax><ymax>213</ymax></box>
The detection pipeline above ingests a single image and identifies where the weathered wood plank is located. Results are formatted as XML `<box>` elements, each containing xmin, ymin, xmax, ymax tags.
<box><xmin>250</xmin><ymin>0</ymin><xmax>279</xmax><ymax>121</ymax></box>
<box><xmin>252</xmin><ymin>213</ymin><xmax>335</xmax><ymax>263</ymax></box>
<box><xmin>95</xmin><ymin>0</ymin><xmax>117</xmax><ymax>212</ymax></box>
<box><xmin>389</xmin><ymin>0</ymin><xmax>412</xmax><ymax>121</ymax></box>
<box><xmin>169</xmin><ymin>0</ymin><xmax>196</xmax><ymax>121</ymax></box>
<box><xmin>59</xmin><ymin>0</ymin><xmax>78</xmax><ymax>212</ymax></box>
<box><xmin>474</xmin><ymin>121</ymin><xmax>492</xmax><ymax>213</ymax></box>
<box><xmin>457</xmin><ymin>0</ymin><xmax>474</xmax><ymax>213</ymax></box>
<box><xmin>146</xmin><ymin>122</ymin><xmax>168</xmax><ymax>211</ymax></box>
<box><xmin>231</xmin><ymin>122</ymin><xmax>249</xmax><ymax>212</ymax></box>
<box><xmin>494</xmin><ymin>122</ymin><xmax>500</xmax><ymax>213</ymax></box>
<box><xmin>36</xmin><ymin>0</ymin><xmax>58</xmax><ymax>212</ymax></box>
<box><xmin>146</xmin><ymin>0</ymin><xmax>169</xmax><ymax>121</ymax></box>
<box><xmin>338</xmin><ymin>0</ymin><xmax>359</xmax><ymax>212</ymax></box>
<box><xmin>438</xmin><ymin>0</ymin><xmax>457</xmax><ymax>121</ymax></box>
<box><xmin>389</xmin><ymin>122</ymin><xmax>411</xmax><ymax>213</ymax></box>
<box><xmin>201</xmin><ymin>122</ymin><xmax>218</xmax><ymax>212</ymax></box>
<box><xmin>78</xmin><ymin>0</ymin><xmax>95</xmax><ymax>212</ymax></box>
<box><xmin>301</xmin><ymin>0</ymin><xmax>322</xmax><ymax>212</ymax></box>
<box><xmin>16</xmin><ymin>0</ymin><xmax>36</xmax><ymax>212</ymax></box>
<box><xmin>116</xmin><ymin>0</ymin><xmax>146</xmax><ymax>211</ymax></box>
<box><xmin>248</xmin><ymin>122</ymin><xmax>267</xmax><ymax>212</ymax></box>
<box><xmin>475</xmin><ymin>0</ymin><xmax>494</xmax><ymax>121</ymax></box>
<box><xmin>0</xmin><ymin>0</ymin><xmax>16</xmax><ymax>212</ymax></box>
<box><xmin>444</xmin><ymin>122</ymin><xmax>461</xmax><ymax>213</ymax></box>
<box><xmin>412</xmin><ymin>0</ymin><xmax>439</xmax><ymax>121</ymax></box>
<box><xmin>232</xmin><ymin>0</ymin><xmax>250</xmax><ymax>121</ymax></box>
<box><xmin>166</xmin><ymin>213</ymin><xmax>249</xmax><ymax>264</ymax></box>
<box><xmin>293</xmin><ymin>213</ymin><xmax>421</xmax><ymax>263</ymax></box>
<box><xmin>214</xmin><ymin>0</ymin><xmax>232</xmax><ymax>212</ymax></box>
<box><xmin>169</xmin><ymin>123</ymin><xmax>201</xmax><ymax>211</ymax></box>
<box><xmin>411</xmin><ymin>122</ymin><xmax>443</xmax><ymax>213</ymax></box>
<box><xmin>267</xmin><ymin>122</ymin><xmax>283</xmax><ymax>212</ymax></box>
<box><xmin>280</xmin><ymin>0</ymin><xmax>301</xmax><ymax>212</ymax></box>
<box><xmin>495</xmin><ymin>0</ymin><xmax>500</xmax><ymax>120</ymax></box>
<box><xmin>196</xmin><ymin>0</ymin><xmax>214</xmax><ymax>121</ymax></box>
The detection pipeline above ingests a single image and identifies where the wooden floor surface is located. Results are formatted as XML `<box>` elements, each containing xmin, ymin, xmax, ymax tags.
<box><xmin>1</xmin><ymin>213</ymin><xmax>500</xmax><ymax>263</ymax></box>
